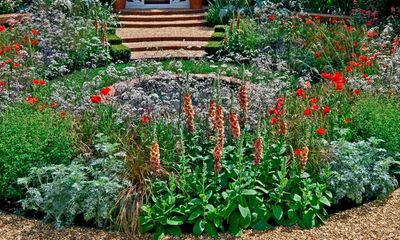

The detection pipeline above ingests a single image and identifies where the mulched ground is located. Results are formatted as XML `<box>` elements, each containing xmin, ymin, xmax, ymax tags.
<box><xmin>1</xmin><ymin>188</ymin><xmax>400</xmax><ymax>240</ymax></box>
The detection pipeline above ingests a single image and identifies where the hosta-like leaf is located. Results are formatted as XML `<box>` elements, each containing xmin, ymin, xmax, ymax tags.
<box><xmin>193</xmin><ymin>219</ymin><xmax>206</xmax><ymax>236</ymax></box>
<box><xmin>188</xmin><ymin>210</ymin><xmax>203</xmax><ymax>221</ymax></box>
<box><xmin>272</xmin><ymin>205</ymin><xmax>283</xmax><ymax>220</ymax></box>
<box><xmin>238</xmin><ymin>204</ymin><xmax>250</xmax><ymax>219</ymax></box>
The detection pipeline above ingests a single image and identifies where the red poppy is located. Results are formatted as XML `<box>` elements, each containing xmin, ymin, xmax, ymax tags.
<box><xmin>310</xmin><ymin>97</ymin><xmax>318</xmax><ymax>104</ymax></box>
<box><xmin>270</xmin><ymin>118</ymin><xmax>278</xmax><ymax>126</ymax></box>
<box><xmin>100</xmin><ymin>87</ymin><xmax>111</xmax><ymax>95</ymax></box>
<box><xmin>323</xmin><ymin>106</ymin><xmax>331</xmax><ymax>114</ymax></box>
<box><xmin>0</xmin><ymin>25</ymin><xmax>5</xmax><ymax>32</ymax></box>
<box><xmin>268</xmin><ymin>15</ymin><xmax>276</xmax><ymax>21</ymax></box>
<box><xmin>331</xmin><ymin>18</ymin><xmax>338</xmax><ymax>24</ymax></box>
<box><xmin>305</xmin><ymin>81</ymin><xmax>311</xmax><ymax>88</ymax></box>
<box><xmin>142</xmin><ymin>115</ymin><xmax>149</xmax><ymax>124</ymax></box>
<box><xmin>314</xmin><ymin>52</ymin><xmax>322</xmax><ymax>59</ymax></box>
<box><xmin>367</xmin><ymin>31</ymin><xmax>379</xmax><ymax>38</ymax></box>
<box><xmin>353</xmin><ymin>89</ymin><xmax>360</xmax><ymax>95</ymax></box>
<box><xmin>32</xmin><ymin>79</ymin><xmax>46</xmax><ymax>85</ymax></box>
<box><xmin>50</xmin><ymin>102</ymin><xmax>58</xmax><ymax>108</ymax></box>
<box><xmin>296</xmin><ymin>88</ymin><xmax>305</xmax><ymax>96</ymax></box>
<box><xmin>31</xmin><ymin>29</ymin><xmax>39</xmax><ymax>35</ymax></box>
<box><xmin>91</xmin><ymin>95</ymin><xmax>102</xmax><ymax>104</ymax></box>
<box><xmin>316</xmin><ymin>128</ymin><xmax>327</xmax><ymax>135</ymax></box>
<box><xmin>295</xmin><ymin>148</ymin><xmax>301</xmax><ymax>156</ymax></box>
<box><xmin>304</xmin><ymin>109</ymin><xmax>312</xmax><ymax>116</ymax></box>
<box><xmin>31</xmin><ymin>40</ymin><xmax>39</xmax><ymax>46</ymax></box>
<box><xmin>311</xmin><ymin>105</ymin><xmax>319</xmax><ymax>111</ymax></box>
<box><xmin>359</xmin><ymin>55</ymin><xmax>368</xmax><ymax>62</ymax></box>
<box><xmin>306</xmin><ymin>19</ymin><xmax>314</xmax><ymax>25</ymax></box>
<box><xmin>345</xmin><ymin>66</ymin><xmax>352</xmax><ymax>72</ymax></box>
<box><xmin>26</xmin><ymin>96</ymin><xmax>38</xmax><ymax>105</ymax></box>
<box><xmin>345</xmin><ymin>118</ymin><xmax>351</xmax><ymax>124</ymax></box>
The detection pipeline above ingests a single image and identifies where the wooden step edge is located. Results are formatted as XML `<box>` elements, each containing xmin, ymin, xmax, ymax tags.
<box><xmin>118</xmin><ymin>15</ymin><xmax>205</xmax><ymax>22</ymax></box>
<box><xmin>122</xmin><ymin>36</ymin><xmax>211</xmax><ymax>42</ymax></box>
<box><xmin>115</xmin><ymin>9</ymin><xmax>206</xmax><ymax>16</ymax></box>
<box><xmin>121</xmin><ymin>22</ymin><xmax>207</xmax><ymax>28</ymax></box>
<box><xmin>129</xmin><ymin>45</ymin><xmax>206</xmax><ymax>51</ymax></box>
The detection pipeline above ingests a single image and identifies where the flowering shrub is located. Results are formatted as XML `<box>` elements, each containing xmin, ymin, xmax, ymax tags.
<box><xmin>0</xmin><ymin>104</ymin><xmax>77</xmax><ymax>199</ymax></box>
<box><xmin>19</xmin><ymin>134</ymin><xmax>129</xmax><ymax>228</ymax></box>
<box><xmin>325</xmin><ymin>137</ymin><xmax>398</xmax><ymax>204</ymax></box>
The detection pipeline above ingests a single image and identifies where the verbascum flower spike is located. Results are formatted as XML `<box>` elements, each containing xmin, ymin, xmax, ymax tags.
<box><xmin>253</xmin><ymin>136</ymin><xmax>264</xmax><ymax>165</ymax></box>
<box><xmin>183</xmin><ymin>92</ymin><xmax>196</xmax><ymax>133</ymax></box>
<box><xmin>208</xmin><ymin>100</ymin><xmax>217</xmax><ymax>131</ymax></box>
<box><xmin>213</xmin><ymin>143</ymin><xmax>223</xmax><ymax>175</ymax></box>
<box><xmin>150</xmin><ymin>128</ymin><xmax>161</xmax><ymax>173</ymax></box>
<box><xmin>216</xmin><ymin>105</ymin><xmax>225</xmax><ymax>146</ymax></box>
<box><xmin>238</xmin><ymin>84</ymin><xmax>248</xmax><ymax>122</ymax></box>
<box><xmin>95</xmin><ymin>18</ymin><xmax>99</xmax><ymax>35</ymax></box>
<box><xmin>236</xmin><ymin>15</ymin><xmax>240</xmax><ymax>32</ymax></box>
<box><xmin>101</xmin><ymin>22</ymin><xmax>107</xmax><ymax>44</ymax></box>
<box><xmin>299</xmin><ymin>146</ymin><xmax>309</xmax><ymax>171</ymax></box>
<box><xmin>228</xmin><ymin>92</ymin><xmax>240</xmax><ymax>139</ymax></box>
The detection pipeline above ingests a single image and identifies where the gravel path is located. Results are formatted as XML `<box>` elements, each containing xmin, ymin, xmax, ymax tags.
<box><xmin>1</xmin><ymin>188</ymin><xmax>399</xmax><ymax>240</ymax></box>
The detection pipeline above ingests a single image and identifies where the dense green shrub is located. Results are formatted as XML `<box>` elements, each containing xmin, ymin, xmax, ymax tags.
<box><xmin>211</xmin><ymin>32</ymin><xmax>226</xmax><ymax>41</ymax></box>
<box><xmin>19</xmin><ymin>134</ymin><xmax>129</xmax><ymax>228</ymax></box>
<box><xmin>0</xmin><ymin>105</ymin><xmax>77</xmax><ymax>199</ymax></box>
<box><xmin>214</xmin><ymin>25</ymin><xmax>227</xmax><ymax>33</ymax></box>
<box><xmin>352</xmin><ymin>95</ymin><xmax>400</xmax><ymax>154</ymax></box>
<box><xmin>107</xmin><ymin>34</ymin><xmax>123</xmax><ymax>45</ymax></box>
<box><xmin>325</xmin><ymin>138</ymin><xmax>397</xmax><ymax>204</ymax></box>
<box><xmin>110</xmin><ymin>44</ymin><xmax>131</xmax><ymax>63</ymax></box>
<box><xmin>205</xmin><ymin>41</ymin><xmax>224</xmax><ymax>55</ymax></box>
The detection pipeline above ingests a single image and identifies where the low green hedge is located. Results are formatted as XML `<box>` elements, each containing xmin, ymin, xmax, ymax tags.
<box><xmin>211</xmin><ymin>32</ymin><xmax>225</xmax><ymax>41</ymax></box>
<box><xmin>107</xmin><ymin>34</ymin><xmax>123</xmax><ymax>45</ymax></box>
<box><xmin>106</xmin><ymin>27</ymin><xmax>116</xmax><ymax>35</ymax></box>
<box><xmin>205</xmin><ymin>41</ymin><xmax>224</xmax><ymax>55</ymax></box>
<box><xmin>110</xmin><ymin>44</ymin><xmax>131</xmax><ymax>63</ymax></box>
<box><xmin>214</xmin><ymin>25</ymin><xmax>226</xmax><ymax>33</ymax></box>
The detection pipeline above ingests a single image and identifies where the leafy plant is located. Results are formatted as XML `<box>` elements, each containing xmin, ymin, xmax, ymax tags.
<box><xmin>0</xmin><ymin>104</ymin><xmax>77</xmax><ymax>199</ymax></box>
<box><xmin>18</xmin><ymin>133</ymin><xmax>129</xmax><ymax>228</ymax></box>
<box><xmin>325</xmin><ymin>137</ymin><xmax>398</xmax><ymax>204</ymax></box>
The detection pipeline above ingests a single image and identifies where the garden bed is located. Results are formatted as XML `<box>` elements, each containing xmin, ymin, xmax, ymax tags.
<box><xmin>1</xmin><ymin>188</ymin><xmax>399</xmax><ymax>240</ymax></box>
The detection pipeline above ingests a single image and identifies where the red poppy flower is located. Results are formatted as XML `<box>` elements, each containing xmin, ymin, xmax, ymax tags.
<box><xmin>331</xmin><ymin>18</ymin><xmax>338</xmax><ymax>24</ymax></box>
<box><xmin>91</xmin><ymin>95</ymin><xmax>102</xmax><ymax>104</ymax></box>
<box><xmin>323</xmin><ymin>106</ymin><xmax>331</xmax><ymax>114</ymax></box>
<box><xmin>314</xmin><ymin>52</ymin><xmax>322</xmax><ymax>59</ymax></box>
<box><xmin>296</xmin><ymin>88</ymin><xmax>306</xmax><ymax>96</ymax></box>
<box><xmin>316</xmin><ymin>128</ymin><xmax>327</xmax><ymax>135</ymax></box>
<box><xmin>306</xmin><ymin>19</ymin><xmax>314</xmax><ymax>25</ymax></box>
<box><xmin>142</xmin><ymin>115</ymin><xmax>149</xmax><ymax>124</ymax></box>
<box><xmin>304</xmin><ymin>109</ymin><xmax>312</xmax><ymax>116</ymax></box>
<box><xmin>345</xmin><ymin>66</ymin><xmax>352</xmax><ymax>72</ymax></box>
<box><xmin>26</xmin><ymin>96</ymin><xmax>38</xmax><ymax>106</ymax></box>
<box><xmin>270</xmin><ymin>118</ymin><xmax>278</xmax><ymax>126</ymax></box>
<box><xmin>305</xmin><ymin>81</ymin><xmax>311</xmax><ymax>88</ymax></box>
<box><xmin>295</xmin><ymin>148</ymin><xmax>301</xmax><ymax>156</ymax></box>
<box><xmin>32</xmin><ymin>79</ymin><xmax>46</xmax><ymax>85</ymax></box>
<box><xmin>359</xmin><ymin>55</ymin><xmax>368</xmax><ymax>62</ymax></box>
<box><xmin>31</xmin><ymin>40</ymin><xmax>39</xmax><ymax>46</ymax></box>
<box><xmin>310</xmin><ymin>98</ymin><xmax>318</xmax><ymax>104</ymax></box>
<box><xmin>353</xmin><ymin>89</ymin><xmax>360</xmax><ymax>95</ymax></box>
<box><xmin>311</xmin><ymin>105</ymin><xmax>319</xmax><ymax>111</ymax></box>
<box><xmin>345</xmin><ymin>118</ymin><xmax>351</xmax><ymax>124</ymax></box>
<box><xmin>100</xmin><ymin>87</ymin><xmax>111</xmax><ymax>95</ymax></box>
<box><xmin>50</xmin><ymin>102</ymin><xmax>58</xmax><ymax>108</ymax></box>
<box><xmin>31</xmin><ymin>29</ymin><xmax>39</xmax><ymax>35</ymax></box>
<box><xmin>367</xmin><ymin>31</ymin><xmax>379</xmax><ymax>38</ymax></box>
<box><xmin>321</xmin><ymin>72</ymin><xmax>332</xmax><ymax>79</ymax></box>
<box><xmin>0</xmin><ymin>25</ymin><xmax>5</xmax><ymax>32</ymax></box>
<box><xmin>268</xmin><ymin>15</ymin><xmax>276</xmax><ymax>21</ymax></box>
<box><xmin>335</xmin><ymin>82</ymin><xmax>345</xmax><ymax>91</ymax></box>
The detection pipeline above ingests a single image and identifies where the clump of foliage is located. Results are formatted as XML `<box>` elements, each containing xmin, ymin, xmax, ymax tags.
<box><xmin>352</xmin><ymin>95</ymin><xmax>400</xmax><ymax>154</ymax></box>
<box><xmin>0</xmin><ymin>104</ymin><xmax>77</xmax><ymax>199</ymax></box>
<box><xmin>19</xmin><ymin>134</ymin><xmax>129</xmax><ymax>228</ymax></box>
<box><xmin>206</xmin><ymin>0</ymin><xmax>253</xmax><ymax>25</ymax></box>
<box><xmin>325</xmin><ymin>137</ymin><xmax>398</xmax><ymax>204</ymax></box>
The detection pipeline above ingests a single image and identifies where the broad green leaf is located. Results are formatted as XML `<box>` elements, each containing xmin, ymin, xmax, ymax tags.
<box><xmin>238</xmin><ymin>204</ymin><xmax>251</xmax><ymax>219</ymax></box>
<box><xmin>188</xmin><ymin>210</ymin><xmax>203</xmax><ymax>221</ymax></box>
<box><xmin>205</xmin><ymin>222</ymin><xmax>219</xmax><ymax>239</ymax></box>
<box><xmin>166</xmin><ymin>218</ymin><xmax>183</xmax><ymax>226</ymax></box>
<box><xmin>242</xmin><ymin>189</ymin><xmax>258</xmax><ymax>196</ymax></box>
<box><xmin>228</xmin><ymin>211</ymin><xmax>243</xmax><ymax>237</ymax></box>
<box><xmin>272</xmin><ymin>205</ymin><xmax>283</xmax><ymax>220</ymax></box>
<box><xmin>193</xmin><ymin>219</ymin><xmax>206</xmax><ymax>236</ymax></box>
<box><xmin>319</xmin><ymin>196</ymin><xmax>331</xmax><ymax>206</ymax></box>
<box><xmin>293</xmin><ymin>194</ymin><xmax>301</xmax><ymax>202</ymax></box>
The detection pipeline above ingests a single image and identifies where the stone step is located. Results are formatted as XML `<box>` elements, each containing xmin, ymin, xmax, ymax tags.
<box><xmin>125</xmin><ymin>41</ymin><xmax>207</xmax><ymax>51</ymax></box>
<box><xmin>115</xmin><ymin>8</ymin><xmax>206</xmax><ymax>16</ymax></box>
<box><xmin>120</xmin><ymin>19</ymin><xmax>207</xmax><ymax>28</ymax></box>
<box><xmin>116</xmin><ymin>27</ymin><xmax>213</xmax><ymax>40</ymax></box>
<box><xmin>119</xmin><ymin>13</ymin><xmax>205</xmax><ymax>22</ymax></box>
<box><xmin>131</xmin><ymin>49</ymin><xmax>206</xmax><ymax>60</ymax></box>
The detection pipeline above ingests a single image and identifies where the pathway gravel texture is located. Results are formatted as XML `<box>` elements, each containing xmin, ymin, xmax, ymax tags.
<box><xmin>1</xmin><ymin>188</ymin><xmax>399</xmax><ymax>240</ymax></box>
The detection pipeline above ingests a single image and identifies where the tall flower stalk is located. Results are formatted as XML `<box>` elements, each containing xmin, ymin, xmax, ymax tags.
<box><xmin>150</xmin><ymin>127</ymin><xmax>161</xmax><ymax>173</ymax></box>
<box><xmin>229</xmin><ymin>92</ymin><xmax>241</xmax><ymax>140</ymax></box>
<box><xmin>183</xmin><ymin>92</ymin><xmax>196</xmax><ymax>133</ymax></box>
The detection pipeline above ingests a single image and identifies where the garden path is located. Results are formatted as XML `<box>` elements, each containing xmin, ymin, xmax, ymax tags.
<box><xmin>115</xmin><ymin>9</ymin><xmax>213</xmax><ymax>60</ymax></box>
<box><xmin>1</xmin><ymin>188</ymin><xmax>399</xmax><ymax>239</ymax></box>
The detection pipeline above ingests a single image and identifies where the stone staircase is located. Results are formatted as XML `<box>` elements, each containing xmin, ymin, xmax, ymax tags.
<box><xmin>115</xmin><ymin>9</ymin><xmax>213</xmax><ymax>60</ymax></box>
